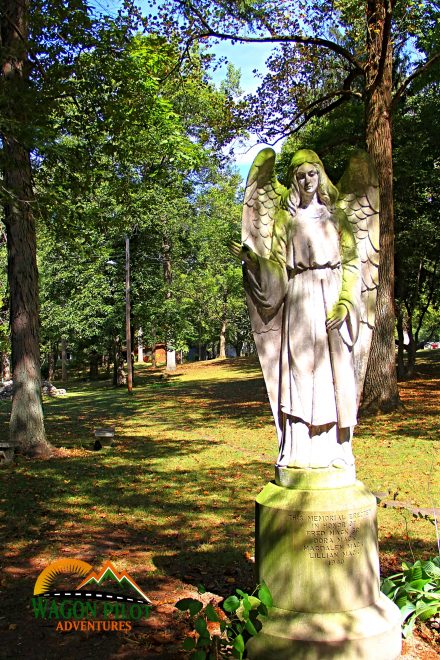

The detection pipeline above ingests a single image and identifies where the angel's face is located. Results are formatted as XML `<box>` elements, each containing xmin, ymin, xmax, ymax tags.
<box><xmin>296</xmin><ymin>163</ymin><xmax>319</xmax><ymax>197</ymax></box>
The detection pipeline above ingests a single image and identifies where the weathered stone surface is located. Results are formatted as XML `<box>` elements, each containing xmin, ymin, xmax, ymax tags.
<box><xmin>247</xmin><ymin>595</ymin><xmax>401</xmax><ymax>659</ymax></box>
<box><xmin>248</xmin><ymin>472</ymin><xmax>402</xmax><ymax>659</ymax></box>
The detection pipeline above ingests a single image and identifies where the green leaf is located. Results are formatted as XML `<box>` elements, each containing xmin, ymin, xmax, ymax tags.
<box><xmin>205</xmin><ymin>603</ymin><xmax>220</xmax><ymax>622</ymax></box>
<box><xmin>405</xmin><ymin>561</ymin><xmax>423</xmax><ymax>581</ymax></box>
<box><xmin>417</xmin><ymin>603</ymin><xmax>439</xmax><ymax>621</ymax></box>
<box><xmin>245</xmin><ymin>618</ymin><xmax>258</xmax><ymax>636</ymax></box>
<box><xmin>183</xmin><ymin>637</ymin><xmax>196</xmax><ymax>650</ymax></box>
<box><xmin>249</xmin><ymin>612</ymin><xmax>263</xmax><ymax>633</ymax></box>
<box><xmin>248</xmin><ymin>596</ymin><xmax>261</xmax><ymax>609</ymax></box>
<box><xmin>242</xmin><ymin>595</ymin><xmax>251</xmax><ymax>612</ymax></box>
<box><xmin>233</xmin><ymin>634</ymin><xmax>245</xmax><ymax>653</ymax></box>
<box><xmin>175</xmin><ymin>598</ymin><xmax>204</xmax><ymax>616</ymax></box>
<box><xmin>400</xmin><ymin>602</ymin><xmax>417</xmax><ymax>623</ymax></box>
<box><xmin>195</xmin><ymin>617</ymin><xmax>208</xmax><ymax>635</ymax></box>
<box><xmin>381</xmin><ymin>578</ymin><xmax>397</xmax><ymax>596</ymax></box>
<box><xmin>198</xmin><ymin>584</ymin><xmax>207</xmax><ymax>594</ymax></box>
<box><xmin>257</xmin><ymin>603</ymin><xmax>268</xmax><ymax>617</ymax></box>
<box><xmin>406</xmin><ymin>579</ymin><xmax>432</xmax><ymax>592</ymax></box>
<box><xmin>424</xmin><ymin>561</ymin><xmax>440</xmax><ymax>580</ymax></box>
<box><xmin>402</xmin><ymin>613</ymin><xmax>417</xmax><ymax>639</ymax></box>
<box><xmin>258</xmin><ymin>582</ymin><xmax>273</xmax><ymax>608</ymax></box>
<box><xmin>223</xmin><ymin>595</ymin><xmax>240</xmax><ymax>612</ymax></box>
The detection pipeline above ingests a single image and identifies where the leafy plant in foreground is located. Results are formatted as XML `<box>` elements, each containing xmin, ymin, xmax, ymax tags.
<box><xmin>175</xmin><ymin>582</ymin><xmax>273</xmax><ymax>659</ymax></box>
<box><xmin>381</xmin><ymin>556</ymin><xmax>440</xmax><ymax>637</ymax></box>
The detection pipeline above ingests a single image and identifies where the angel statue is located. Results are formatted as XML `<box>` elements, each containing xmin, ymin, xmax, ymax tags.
<box><xmin>230</xmin><ymin>148</ymin><xmax>379</xmax><ymax>471</ymax></box>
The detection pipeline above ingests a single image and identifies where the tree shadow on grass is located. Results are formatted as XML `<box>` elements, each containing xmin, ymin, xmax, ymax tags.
<box><xmin>38</xmin><ymin>371</ymin><xmax>272</xmax><ymax>446</ymax></box>
<box><xmin>0</xmin><ymin>451</ymin><xmax>269</xmax><ymax>659</ymax></box>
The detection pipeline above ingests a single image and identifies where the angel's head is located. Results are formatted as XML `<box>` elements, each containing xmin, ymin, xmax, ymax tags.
<box><xmin>288</xmin><ymin>149</ymin><xmax>338</xmax><ymax>210</ymax></box>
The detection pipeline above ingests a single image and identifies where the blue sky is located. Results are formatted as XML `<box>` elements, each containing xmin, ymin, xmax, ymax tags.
<box><xmin>207</xmin><ymin>40</ymin><xmax>279</xmax><ymax>181</ymax></box>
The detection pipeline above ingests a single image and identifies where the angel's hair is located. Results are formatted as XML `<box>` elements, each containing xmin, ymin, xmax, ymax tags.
<box><xmin>287</xmin><ymin>154</ymin><xmax>339</xmax><ymax>213</ymax></box>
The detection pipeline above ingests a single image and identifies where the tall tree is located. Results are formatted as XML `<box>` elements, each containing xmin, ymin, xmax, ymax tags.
<box><xmin>1</xmin><ymin>0</ymin><xmax>50</xmax><ymax>455</ymax></box>
<box><xmin>160</xmin><ymin>0</ymin><xmax>440</xmax><ymax>412</ymax></box>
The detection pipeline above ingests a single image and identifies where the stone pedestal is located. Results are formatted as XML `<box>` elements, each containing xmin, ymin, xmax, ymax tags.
<box><xmin>247</xmin><ymin>467</ymin><xmax>402</xmax><ymax>659</ymax></box>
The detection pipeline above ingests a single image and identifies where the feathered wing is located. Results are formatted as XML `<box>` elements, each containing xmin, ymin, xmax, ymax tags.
<box><xmin>242</xmin><ymin>148</ymin><xmax>288</xmax><ymax>440</ymax></box>
<box><xmin>336</xmin><ymin>150</ymin><xmax>380</xmax><ymax>406</ymax></box>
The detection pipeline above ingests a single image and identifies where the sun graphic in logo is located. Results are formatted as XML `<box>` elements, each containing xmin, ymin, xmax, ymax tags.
<box><xmin>34</xmin><ymin>559</ymin><xmax>93</xmax><ymax>595</ymax></box>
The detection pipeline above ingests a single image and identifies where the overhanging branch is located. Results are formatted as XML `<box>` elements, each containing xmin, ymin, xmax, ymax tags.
<box><xmin>174</xmin><ymin>0</ymin><xmax>364</xmax><ymax>74</ymax></box>
<box><xmin>279</xmin><ymin>88</ymin><xmax>362</xmax><ymax>138</ymax></box>
<box><xmin>392</xmin><ymin>52</ymin><xmax>440</xmax><ymax>109</ymax></box>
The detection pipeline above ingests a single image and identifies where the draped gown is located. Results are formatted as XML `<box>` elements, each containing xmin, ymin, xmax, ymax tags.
<box><xmin>244</xmin><ymin>202</ymin><xmax>361</xmax><ymax>469</ymax></box>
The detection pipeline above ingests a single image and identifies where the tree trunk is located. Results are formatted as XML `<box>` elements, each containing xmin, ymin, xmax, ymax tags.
<box><xmin>219</xmin><ymin>291</ymin><xmax>228</xmax><ymax>358</ymax></box>
<box><xmin>361</xmin><ymin>0</ymin><xmax>400</xmax><ymax>413</ymax></box>
<box><xmin>61</xmin><ymin>338</ymin><xmax>68</xmax><ymax>381</ymax></box>
<box><xmin>219</xmin><ymin>320</ymin><xmax>227</xmax><ymax>358</ymax></box>
<box><xmin>125</xmin><ymin>235</ymin><xmax>133</xmax><ymax>391</ymax></box>
<box><xmin>113</xmin><ymin>336</ymin><xmax>126</xmax><ymax>386</ymax></box>
<box><xmin>151</xmin><ymin>327</ymin><xmax>157</xmax><ymax>367</ymax></box>
<box><xmin>162</xmin><ymin>234</ymin><xmax>176</xmax><ymax>372</ymax></box>
<box><xmin>89</xmin><ymin>351</ymin><xmax>99</xmax><ymax>380</ymax></box>
<box><xmin>47</xmin><ymin>349</ymin><xmax>55</xmax><ymax>382</ymax></box>
<box><xmin>1</xmin><ymin>0</ymin><xmax>50</xmax><ymax>455</ymax></box>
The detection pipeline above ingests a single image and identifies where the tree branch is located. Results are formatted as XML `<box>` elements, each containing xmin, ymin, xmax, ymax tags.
<box><xmin>174</xmin><ymin>0</ymin><xmax>364</xmax><ymax>74</ymax></box>
<box><xmin>392</xmin><ymin>52</ymin><xmax>440</xmax><ymax>109</ymax></box>
<box><xmin>278</xmin><ymin>69</ymin><xmax>363</xmax><ymax>136</ymax></box>
<box><xmin>277</xmin><ymin>88</ymin><xmax>362</xmax><ymax>139</ymax></box>
<box><xmin>199</xmin><ymin>30</ymin><xmax>364</xmax><ymax>74</ymax></box>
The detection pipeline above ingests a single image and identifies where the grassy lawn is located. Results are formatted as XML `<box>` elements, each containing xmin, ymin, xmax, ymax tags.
<box><xmin>0</xmin><ymin>353</ymin><xmax>439</xmax><ymax>658</ymax></box>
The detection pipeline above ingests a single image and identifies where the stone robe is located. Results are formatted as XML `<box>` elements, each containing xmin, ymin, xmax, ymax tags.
<box><xmin>244</xmin><ymin>203</ymin><xmax>361</xmax><ymax>469</ymax></box>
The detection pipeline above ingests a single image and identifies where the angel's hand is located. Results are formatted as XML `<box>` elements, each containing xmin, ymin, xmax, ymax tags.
<box><xmin>326</xmin><ymin>303</ymin><xmax>348</xmax><ymax>332</ymax></box>
<box><xmin>229</xmin><ymin>241</ymin><xmax>258</xmax><ymax>270</ymax></box>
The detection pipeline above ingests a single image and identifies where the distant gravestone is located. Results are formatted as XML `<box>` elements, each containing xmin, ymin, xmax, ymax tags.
<box><xmin>231</xmin><ymin>148</ymin><xmax>401</xmax><ymax>659</ymax></box>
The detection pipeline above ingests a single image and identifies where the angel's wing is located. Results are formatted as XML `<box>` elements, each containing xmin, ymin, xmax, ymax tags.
<box><xmin>336</xmin><ymin>150</ymin><xmax>380</xmax><ymax>405</ymax></box>
<box><xmin>242</xmin><ymin>147</ymin><xmax>288</xmax><ymax>258</ymax></box>
<box><xmin>242</xmin><ymin>148</ymin><xmax>288</xmax><ymax>442</ymax></box>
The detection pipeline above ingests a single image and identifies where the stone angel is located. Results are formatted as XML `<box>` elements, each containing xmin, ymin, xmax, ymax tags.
<box><xmin>230</xmin><ymin>149</ymin><xmax>379</xmax><ymax>473</ymax></box>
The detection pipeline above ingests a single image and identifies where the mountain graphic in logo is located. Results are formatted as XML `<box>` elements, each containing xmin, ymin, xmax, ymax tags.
<box><xmin>76</xmin><ymin>561</ymin><xmax>151</xmax><ymax>603</ymax></box>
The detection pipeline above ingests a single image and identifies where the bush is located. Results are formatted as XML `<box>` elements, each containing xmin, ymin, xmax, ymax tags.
<box><xmin>381</xmin><ymin>556</ymin><xmax>440</xmax><ymax>637</ymax></box>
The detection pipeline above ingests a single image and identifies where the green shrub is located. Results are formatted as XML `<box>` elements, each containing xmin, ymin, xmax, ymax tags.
<box><xmin>381</xmin><ymin>556</ymin><xmax>440</xmax><ymax>637</ymax></box>
<box><xmin>175</xmin><ymin>582</ymin><xmax>273</xmax><ymax>659</ymax></box>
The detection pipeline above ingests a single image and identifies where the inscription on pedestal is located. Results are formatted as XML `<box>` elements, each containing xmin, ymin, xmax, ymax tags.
<box><xmin>289</xmin><ymin>508</ymin><xmax>373</xmax><ymax>566</ymax></box>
